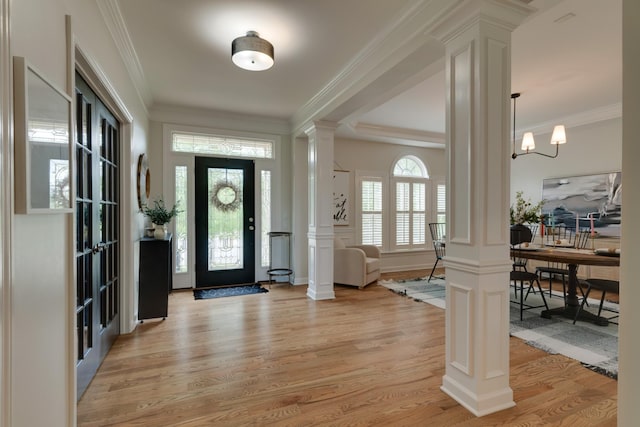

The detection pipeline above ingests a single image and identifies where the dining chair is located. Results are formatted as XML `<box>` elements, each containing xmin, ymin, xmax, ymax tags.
<box><xmin>573</xmin><ymin>229</ymin><xmax>592</xmax><ymax>251</ymax></box>
<box><xmin>573</xmin><ymin>278</ymin><xmax>619</xmax><ymax>325</ymax></box>
<box><xmin>536</xmin><ymin>225</ymin><xmax>575</xmax><ymax>301</ymax></box>
<box><xmin>428</xmin><ymin>223</ymin><xmax>446</xmax><ymax>282</ymax></box>
<box><xmin>511</xmin><ymin>224</ymin><xmax>537</xmax><ymax>272</ymax></box>
<box><xmin>537</xmin><ymin>226</ymin><xmax>592</xmax><ymax>304</ymax></box>
<box><xmin>511</xmin><ymin>229</ymin><xmax>549</xmax><ymax>321</ymax></box>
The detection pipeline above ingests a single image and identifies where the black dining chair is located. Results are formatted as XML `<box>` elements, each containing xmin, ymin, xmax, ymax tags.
<box><xmin>428</xmin><ymin>223</ymin><xmax>446</xmax><ymax>282</ymax></box>
<box><xmin>536</xmin><ymin>225</ymin><xmax>576</xmax><ymax>301</ymax></box>
<box><xmin>511</xmin><ymin>228</ymin><xmax>549</xmax><ymax>321</ymax></box>
<box><xmin>573</xmin><ymin>278</ymin><xmax>619</xmax><ymax>325</ymax></box>
<box><xmin>511</xmin><ymin>224</ymin><xmax>537</xmax><ymax>272</ymax></box>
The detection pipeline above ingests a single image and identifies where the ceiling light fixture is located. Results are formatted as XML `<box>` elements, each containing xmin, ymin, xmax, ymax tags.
<box><xmin>231</xmin><ymin>31</ymin><xmax>274</xmax><ymax>71</ymax></box>
<box><xmin>511</xmin><ymin>93</ymin><xmax>567</xmax><ymax>159</ymax></box>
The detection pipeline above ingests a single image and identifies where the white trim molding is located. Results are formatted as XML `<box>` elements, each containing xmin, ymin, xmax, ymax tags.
<box><xmin>0</xmin><ymin>0</ymin><xmax>12</xmax><ymax>424</ymax></box>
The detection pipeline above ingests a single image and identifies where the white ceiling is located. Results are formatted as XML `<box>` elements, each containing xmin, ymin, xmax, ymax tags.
<box><xmin>111</xmin><ymin>0</ymin><xmax>621</xmax><ymax>147</ymax></box>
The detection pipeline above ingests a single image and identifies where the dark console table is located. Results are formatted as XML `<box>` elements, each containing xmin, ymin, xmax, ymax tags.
<box><xmin>138</xmin><ymin>233</ymin><xmax>173</xmax><ymax>322</ymax></box>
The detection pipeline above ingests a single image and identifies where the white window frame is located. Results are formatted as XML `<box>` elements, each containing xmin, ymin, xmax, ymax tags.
<box><xmin>356</xmin><ymin>170</ymin><xmax>388</xmax><ymax>248</ymax></box>
<box><xmin>390</xmin><ymin>156</ymin><xmax>429</xmax><ymax>251</ymax></box>
<box><xmin>432</xmin><ymin>177</ymin><xmax>446</xmax><ymax>224</ymax></box>
<box><xmin>391</xmin><ymin>177</ymin><xmax>429</xmax><ymax>251</ymax></box>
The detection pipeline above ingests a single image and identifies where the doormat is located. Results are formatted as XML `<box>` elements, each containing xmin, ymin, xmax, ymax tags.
<box><xmin>193</xmin><ymin>284</ymin><xmax>268</xmax><ymax>300</ymax></box>
<box><xmin>378</xmin><ymin>277</ymin><xmax>619</xmax><ymax>379</ymax></box>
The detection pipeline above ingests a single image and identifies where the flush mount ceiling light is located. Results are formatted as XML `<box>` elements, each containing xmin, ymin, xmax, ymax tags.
<box><xmin>231</xmin><ymin>31</ymin><xmax>274</xmax><ymax>71</ymax></box>
<box><xmin>511</xmin><ymin>93</ymin><xmax>567</xmax><ymax>159</ymax></box>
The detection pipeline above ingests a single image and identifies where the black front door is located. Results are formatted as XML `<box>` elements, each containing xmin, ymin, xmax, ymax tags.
<box><xmin>194</xmin><ymin>157</ymin><xmax>255</xmax><ymax>287</ymax></box>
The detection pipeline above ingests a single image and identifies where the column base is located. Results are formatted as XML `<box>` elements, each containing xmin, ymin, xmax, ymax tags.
<box><xmin>306</xmin><ymin>284</ymin><xmax>335</xmax><ymax>300</ymax></box>
<box><xmin>441</xmin><ymin>375</ymin><xmax>515</xmax><ymax>417</ymax></box>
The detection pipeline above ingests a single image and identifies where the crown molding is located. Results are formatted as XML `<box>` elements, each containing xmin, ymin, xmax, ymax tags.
<box><xmin>150</xmin><ymin>103</ymin><xmax>291</xmax><ymax>136</ymax></box>
<box><xmin>430</xmin><ymin>0</ymin><xmax>535</xmax><ymax>45</ymax></box>
<box><xmin>515</xmin><ymin>102</ymin><xmax>622</xmax><ymax>139</ymax></box>
<box><xmin>96</xmin><ymin>0</ymin><xmax>152</xmax><ymax>110</ymax></box>
<box><xmin>76</xmin><ymin>46</ymin><xmax>134</xmax><ymax>123</ymax></box>
<box><xmin>351</xmin><ymin>122</ymin><xmax>446</xmax><ymax>147</ymax></box>
<box><xmin>291</xmin><ymin>0</ymin><xmax>538</xmax><ymax>137</ymax></box>
<box><xmin>349</xmin><ymin>102</ymin><xmax>622</xmax><ymax>148</ymax></box>
<box><xmin>291</xmin><ymin>0</ymin><xmax>465</xmax><ymax>136</ymax></box>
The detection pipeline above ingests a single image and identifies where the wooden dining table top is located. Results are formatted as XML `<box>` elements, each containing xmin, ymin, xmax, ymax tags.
<box><xmin>511</xmin><ymin>246</ymin><xmax>620</xmax><ymax>267</ymax></box>
<box><xmin>512</xmin><ymin>246</ymin><xmax>619</xmax><ymax>326</ymax></box>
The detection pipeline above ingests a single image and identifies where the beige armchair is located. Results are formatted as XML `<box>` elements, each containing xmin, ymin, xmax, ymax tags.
<box><xmin>333</xmin><ymin>238</ymin><xmax>381</xmax><ymax>289</ymax></box>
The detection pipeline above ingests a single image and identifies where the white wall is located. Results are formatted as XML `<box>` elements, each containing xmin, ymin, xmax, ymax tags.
<box><xmin>293</xmin><ymin>138</ymin><xmax>446</xmax><ymax>283</ymax></box>
<box><xmin>334</xmin><ymin>137</ymin><xmax>446</xmax><ymax>234</ymax></box>
<box><xmin>510</xmin><ymin>117</ymin><xmax>622</xmax><ymax>204</ymax></box>
<box><xmin>9</xmin><ymin>0</ymin><xmax>149</xmax><ymax>425</ymax></box>
<box><xmin>147</xmin><ymin>107</ymin><xmax>292</xmax><ymax>285</ymax></box>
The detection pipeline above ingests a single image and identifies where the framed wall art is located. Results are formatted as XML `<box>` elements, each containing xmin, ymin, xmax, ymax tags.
<box><xmin>541</xmin><ymin>171</ymin><xmax>621</xmax><ymax>237</ymax></box>
<box><xmin>137</xmin><ymin>153</ymin><xmax>151</xmax><ymax>209</ymax></box>
<box><xmin>333</xmin><ymin>170</ymin><xmax>349</xmax><ymax>226</ymax></box>
<box><xmin>13</xmin><ymin>56</ymin><xmax>73</xmax><ymax>214</ymax></box>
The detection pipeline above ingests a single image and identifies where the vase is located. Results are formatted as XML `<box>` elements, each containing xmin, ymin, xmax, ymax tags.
<box><xmin>510</xmin><ymin>223</ymin><xmax>532</xmax><ymax>245</ymax></box>
<box><xmin>153</xmin><ymin>223</ymin><xmax>167</xmax><ymax>239</ymax></box>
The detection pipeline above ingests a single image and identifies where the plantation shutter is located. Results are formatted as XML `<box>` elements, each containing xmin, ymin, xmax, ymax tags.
<box><xmin>362</xmin><ymin>180</ymin><xmax>382</xmax><ymax>246</ymax></box>
<box><xmin>436</xmin><ymin>183</ymin><xmax>446</xmax><ymax>223</ymax></box>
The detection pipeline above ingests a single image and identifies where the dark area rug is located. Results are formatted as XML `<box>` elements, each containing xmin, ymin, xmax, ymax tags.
<box><xmin>193</xmin><ymin>283</ymin><xmax>268</xmax><ymax>300</ymax></box>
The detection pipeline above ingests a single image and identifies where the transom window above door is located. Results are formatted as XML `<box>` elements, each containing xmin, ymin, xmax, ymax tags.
<box><xmin>172</xmin><ymin>131</ymin><xmax>274</xmax><ymax>159</ymax></box>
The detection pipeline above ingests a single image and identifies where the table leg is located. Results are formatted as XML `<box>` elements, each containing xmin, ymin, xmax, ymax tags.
<box><xmin>540</xmin><ymin>263</ymin><xmax>609</xmax><ymax>326</ymax></box>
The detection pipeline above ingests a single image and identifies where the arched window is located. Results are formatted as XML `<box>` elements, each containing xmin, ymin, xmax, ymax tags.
<box><xmin>392</xmin><ymin>156</ymin><xmax>429</xmax><ymax>249</ymax></box>
<box><xmin>393</xmin><ymin>155</ymin><xmax>428</xmax><ymax>178</ymax></box>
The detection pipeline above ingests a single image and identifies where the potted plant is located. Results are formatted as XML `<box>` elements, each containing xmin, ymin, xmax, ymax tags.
<box><xmin>510</xmin><ymin>191</ymin><xmax>543</xmax><ymax>244</ymax></box>
<box><xmin>142</xmin><ymin>198</ymin><xmax>180</xmax><ymax>239</ymax></box>
<box><xmin>510</xmin><ymin>191</ymin><xmax>543</xmax><ymax>225</ymax></box>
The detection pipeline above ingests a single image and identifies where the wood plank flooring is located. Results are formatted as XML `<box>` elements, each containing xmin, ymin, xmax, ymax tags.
<box><xmin>77</xmin><ymin>270</ymin><xmax>617</xmax><ymax>426</ymax></box>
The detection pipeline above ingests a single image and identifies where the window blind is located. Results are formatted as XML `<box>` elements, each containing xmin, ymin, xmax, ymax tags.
<box><xmin>362</xmin><ymin>180</ymin><xmax>382</xmax><ymax>245</ymax></box>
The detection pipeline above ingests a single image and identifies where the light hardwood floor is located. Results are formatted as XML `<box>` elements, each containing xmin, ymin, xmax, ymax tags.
<box><xmin>77</xmin><ymin>270</ymin><xmax>617</xmax><ymax>426</ymax></box>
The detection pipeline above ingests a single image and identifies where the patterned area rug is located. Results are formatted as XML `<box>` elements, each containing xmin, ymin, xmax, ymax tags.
<box><xmin>193</xmin><ymin>284</ymin><xmax>268</xmax><ymax>300</ymax></box>
<box><xmin>378</xmin><ymin>277</ymin><xmax>619</xmax><ymax>379</ymax></box>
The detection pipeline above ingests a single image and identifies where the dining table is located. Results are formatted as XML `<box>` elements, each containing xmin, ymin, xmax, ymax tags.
<box><xmin>511</xmin><ymin>245</ymin><xmax>620</xmax><ymax>326</ymax></box>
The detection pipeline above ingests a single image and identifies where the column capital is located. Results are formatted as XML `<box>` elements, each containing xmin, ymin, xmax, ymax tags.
<box><xmin>303</xmin><ymin>120</ymin><xmax>339</xmax><ymax>137</ymax></box>
<box><xmin>431</xmin><ymin>0</ymin><xmax>534</xmax><ymax>44</ymax></box>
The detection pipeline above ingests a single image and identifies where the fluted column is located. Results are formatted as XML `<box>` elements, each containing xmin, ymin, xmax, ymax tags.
<box><xmin>433</xmin><ymin>1</ymin><xmax>532</xmax><ymax>416</ymax></box>
<box><xmin>304</xmin><ymin>121</ymin><xmax>337</xmax><ymax>300</ymax></box>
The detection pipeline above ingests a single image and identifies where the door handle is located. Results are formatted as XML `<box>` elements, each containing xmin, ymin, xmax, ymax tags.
<box><xmin>91</xmin><ymin>243</ymin><xmax>107</xmax><ymax>254</ymax></box>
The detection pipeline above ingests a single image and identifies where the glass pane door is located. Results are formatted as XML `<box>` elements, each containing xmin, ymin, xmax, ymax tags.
<box><xmin>195</xmin><ymin>157</ymin><xmax>255</xmax><ymax>287</ymax></box>
<box><xmin>207</xmin><ymin>167</ymin><xmax>244</xmax><ymax>270</ymax></box>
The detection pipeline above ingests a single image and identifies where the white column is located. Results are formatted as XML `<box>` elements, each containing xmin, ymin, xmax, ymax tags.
<box><xmin>619</xmin><ymin>0</ymin><xmax>640</xmax><ymax>423</ymax></box>
<box><xmin>291</xmin><ymin>136</ymin><xmax>309</xmax><ymax>285</ymax></box>
<box><xmin>305</xmin><ymin>121</ymin><xmax>337</xmax><ymax>300</ymax></box>
<box><xmin>434</xmin><ymin>2</ymin><xmax>531</xmax><ymax>416</ymax></box>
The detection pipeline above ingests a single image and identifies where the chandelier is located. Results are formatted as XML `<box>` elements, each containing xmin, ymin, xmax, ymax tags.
<box><xmin>511</xmin><ymin>93</ymin><xmax>567</xmax><ymax>159</ymax></box>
